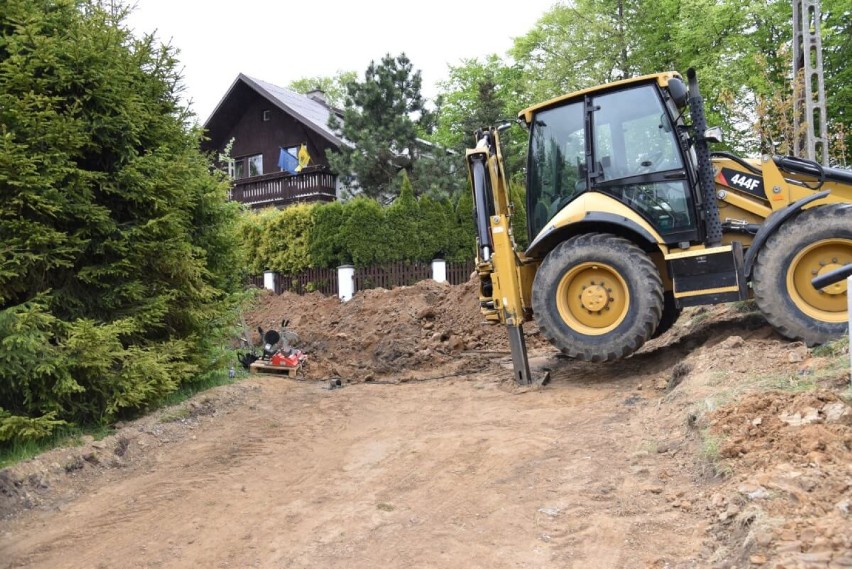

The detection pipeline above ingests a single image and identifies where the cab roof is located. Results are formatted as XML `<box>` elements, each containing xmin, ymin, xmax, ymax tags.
<box><xmin>518</xmin><ymin>71</ymin><xmax>681</xmax><ymax>125</ymax></box>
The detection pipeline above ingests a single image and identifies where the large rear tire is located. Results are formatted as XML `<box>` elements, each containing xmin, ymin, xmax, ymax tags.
<box><xmin>752</xmin><ymin>203</ymin><xmax>851</xmax><ymax>345</ymax></box>
<box><xmin>532</xmin><ymin>233</ymin><xmax>664</xmax><ymax>362</ymax></box>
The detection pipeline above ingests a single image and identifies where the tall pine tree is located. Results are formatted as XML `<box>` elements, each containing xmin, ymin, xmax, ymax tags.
<box><xmin>327</xmin><ymin>53</ymin><xmax>430</xmax><ymax>200</ymax></box>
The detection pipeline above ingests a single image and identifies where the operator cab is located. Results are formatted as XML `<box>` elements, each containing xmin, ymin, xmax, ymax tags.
<box><xmin>523</xmin><ymin>73</ymin><xmax>700</xmax><ymax>248</ymax></box>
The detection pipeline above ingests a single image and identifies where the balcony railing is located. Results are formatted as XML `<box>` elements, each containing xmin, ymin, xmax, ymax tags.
<box><xmin>229</xmin><ymin>168</ymin><xmax>337</xmax><ymax>208</ymax></box>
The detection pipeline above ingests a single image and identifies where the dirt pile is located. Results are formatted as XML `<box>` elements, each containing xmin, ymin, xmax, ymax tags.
<box><xmin>702</xmin><ymin>390</ymin><xmax>852</xmax><ymax>568</ymax></box>
<box><xmin>244</xmin><ymin>278</ymin><xmax>544</xmax><ymax>381</ymax></box>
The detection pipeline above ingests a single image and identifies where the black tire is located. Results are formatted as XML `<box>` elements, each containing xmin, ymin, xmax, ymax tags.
<box><xmin>532</xmin><ymin>233</ymin><xmax>664</xmax><ymax>362</ymax></box>
<box><xmin>652</xmin><ymin>291</ymin><xmax>682</xmax><ymax>339</ymax></box>
<box><xmin>752</xmin><ymin>203</ymin><xmax>851</xmax><ymax>345</ymax></box>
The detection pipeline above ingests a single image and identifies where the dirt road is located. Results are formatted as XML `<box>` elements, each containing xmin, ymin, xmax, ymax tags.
<box><xmin>1</xmin><ymin>358</ymin><xmax>710</xmax><ymax>569</ymax></box>
<box><xmin>2</xmin><ymin>282</ymin><xmax>850</xmax><ymax>568</ymax></box>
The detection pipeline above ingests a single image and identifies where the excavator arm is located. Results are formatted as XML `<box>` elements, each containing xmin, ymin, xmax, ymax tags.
<box><xmin>466</xmin><ymin>128</ymin><xmax>542</xmax><ymax>385</ymax></box>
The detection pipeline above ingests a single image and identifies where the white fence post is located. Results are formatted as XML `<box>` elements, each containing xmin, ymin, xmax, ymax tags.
<box><xmin>338</xmin><ymin>265</ymin><xmax>355</xmax><ymax>302</ymax></box>
<box><xmin>432</xmin><ymin>259</ymin><xmax>447</xmax><ymax>283</ymax></box>
<box><xmin>263</xmin><ymin>270</ymin><xmax>277</xmax><ymax>293</ymax></box>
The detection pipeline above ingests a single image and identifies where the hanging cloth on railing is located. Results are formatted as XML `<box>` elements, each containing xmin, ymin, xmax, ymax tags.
<box><xmin>295</xmin><ymin>143</ymin><xmax>311</xmax><ymax>172</ymax></box>
<box><xmin>278</xmin><ymin>148</ymin><xmax>299</xmax><ymax>175</ymax></box>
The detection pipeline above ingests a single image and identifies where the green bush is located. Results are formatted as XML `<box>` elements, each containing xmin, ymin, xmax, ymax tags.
<box><xmin>0</xmin><ymin>1</ymin><xmax>242</xmax><ymax>444</ymax></box>
<box><xmin>257</xmin><ymin>203</ymin><xmax>315</xmax><ymax>273</ymax></box>
<box><xmin>449</xmin><ymin>190</ymin><xmax>477</xmax><ymax>261</ymax></box>
<box><xmin>238</xmin><ymin>170</ymin><xmax>481</xmax><ymax>272</ymax></box>
<box><xmin>384</xmin><ymin>172</ymin><xmax>421</xmax><ymax>261</ymax></box>
<box><xmin>309</xmin><ymin>200</ymin><xmax>348</xmax><ymax>268</ymax></box>
<box><xmin>340</xmin><ymin>198</ymin><xmax>391</xmax><ymax>265</ymax></box>
<box><xmin>509</xmin><ymin>180</ymin><xmax>529</xmax><ymax>250</ymax></box>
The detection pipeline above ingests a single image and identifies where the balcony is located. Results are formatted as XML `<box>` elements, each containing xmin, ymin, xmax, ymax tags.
<box><xmin>229</xmin><ymin>168</ymin><xmax>337</xmax><ymax>208</ymax></box>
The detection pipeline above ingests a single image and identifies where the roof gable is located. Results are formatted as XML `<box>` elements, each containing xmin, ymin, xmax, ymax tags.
<box><xmin>204</xmin><ymin>73</ymin><xmax>343</xmax><ymax>148</ymax></box>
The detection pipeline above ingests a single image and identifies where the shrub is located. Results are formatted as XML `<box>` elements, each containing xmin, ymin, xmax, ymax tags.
<box><xmin>0</xmin><ymin>0</ymin><xmax>242</xmax><ymax>444</ymax></box>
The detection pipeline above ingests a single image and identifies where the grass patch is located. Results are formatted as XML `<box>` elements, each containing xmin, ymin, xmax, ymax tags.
<box><xmin>708</xmin><ymin>370</ymin><xmax>733</xmax><ymax>386</ymax></box>
<box><xmin>0</xmin><ymin>424</ymin><xmax>113</xmax><ymax>470</ymax></box>
<box><xmin>733</xmin><ymin>299</ymin><xmax>759</xmax><ymax>313</ymax></box>
<box><xmin>811</xmin><ymin>335</ymin><xmax>849</xmax><ymax>358</ymax></box>
<box><xmin>155</xmin><ymin>351</ymin><xmax>247</xmax><ymax>411</ymax></box>
<box><xmin>700</xmin><ymin>430</ymin><xmax>733</xmax><ymax>478</ymax></box>
<box><xmin>690</xmin><ymin>311</ymin><xmax>710</xmax><ymax>326</ymax></box>
<box><xmin>159</xmin><ymin>407</ymin><xmax>193</xmax><ymax>423</ymax></box>
<box><xmin>753</xmin><ymin>371</ymin><xmax>819</xmax><ymax>393</ymax></box>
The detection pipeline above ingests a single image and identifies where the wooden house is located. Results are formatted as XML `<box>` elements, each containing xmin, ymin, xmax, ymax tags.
<box><xmin>203</xmin><ymin>74</ymin><xmax>343</xmax><ymax>208</ymax></box>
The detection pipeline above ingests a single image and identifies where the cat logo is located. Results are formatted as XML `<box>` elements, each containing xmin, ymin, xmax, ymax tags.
<box><xmin>717</xmin><ymin>167</ymin><xmax>765</xmax><ymax>198</ymax></box>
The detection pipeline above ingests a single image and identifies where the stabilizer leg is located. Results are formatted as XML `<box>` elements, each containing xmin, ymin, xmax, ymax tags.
<box><xmin>508</xmin><ymin>324</ymin><xmax>550</xmax><ymax>386</ymax></box>
<box><xmin>507</xmin><ymin>325</ymin><xmax>532</xmax><ymax>385</ymax></box>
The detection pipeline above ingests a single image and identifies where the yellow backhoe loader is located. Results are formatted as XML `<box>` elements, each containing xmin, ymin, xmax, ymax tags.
<box><xmin>466</xmin><ymin>69</ymin><xmax>852</xmax><ymax>384</ymax></box>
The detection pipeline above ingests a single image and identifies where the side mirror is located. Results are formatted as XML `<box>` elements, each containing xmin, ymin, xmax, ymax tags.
<box><xmin>667</xmin><ymin>78</ymin><xmax>689</xmax><ymax>108</ymax></box>
<box><xmin>704</xmin><ymin>126</ymin><xmax>724</xmax><ymax>144</ymax></box>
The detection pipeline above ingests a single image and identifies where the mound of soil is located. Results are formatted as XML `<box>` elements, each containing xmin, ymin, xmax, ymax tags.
<box><xmin>704</xmin><ymin>390</ymin><xmax>852</xmax><ymax>568</ymax></box>
<box><xmin>244</xmin><ymin>278</ymin><xmax>545</xmax><ymax>381</ymax></box>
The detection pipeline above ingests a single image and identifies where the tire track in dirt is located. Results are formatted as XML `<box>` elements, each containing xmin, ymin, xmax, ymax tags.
<box><xmin>2</xmin><ymin>368</ymin><xmax>707</xmax><ymax>569</ymax></box>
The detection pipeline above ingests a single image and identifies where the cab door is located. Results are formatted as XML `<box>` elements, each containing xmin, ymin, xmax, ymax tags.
<box><xmin>589</xmin><ymin>84</ymin><xmax>699</xmax><ymax>245</ymax></box>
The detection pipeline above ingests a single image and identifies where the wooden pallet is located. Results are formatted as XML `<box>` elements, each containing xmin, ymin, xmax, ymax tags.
<box><xmin>249</xmin><ymin>360</ymin><xmax>301</xmax><ymax>376</ymax></box>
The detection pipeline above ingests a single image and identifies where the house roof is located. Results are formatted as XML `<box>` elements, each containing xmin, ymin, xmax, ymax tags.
<box><xmin>203</xmin><ymin>73</ymin><xmax>343</xmax><ymax>148</ymax></box>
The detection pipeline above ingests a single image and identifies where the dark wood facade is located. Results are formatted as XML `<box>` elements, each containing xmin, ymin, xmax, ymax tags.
<box><xmin>203</xmin><ymin>75</ymin><xmax>341</xmax><ymax>209</ymax></box>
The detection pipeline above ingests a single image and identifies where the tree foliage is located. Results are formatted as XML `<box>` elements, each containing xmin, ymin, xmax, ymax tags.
<box><xmin>288</xmin><ymin>70</ymin><xmax>357</xmax><ymax>110</ymax></box>
<box><xmin>0</xmin><ymin>0</ymin><xmax>242</xmax><ymax>443</ymax></box>
<box><xmin>506</xmin><ymin>0</ymin><xmax>850</xmax><ymax>160</ymax></box>
<box><xmin>327</xmin><ymin>53</ymin><xmax>432</xmax><ymax>200</ymax></box>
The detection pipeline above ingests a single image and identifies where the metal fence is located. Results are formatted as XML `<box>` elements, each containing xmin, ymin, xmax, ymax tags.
<box><xmin>248</xmin><ymin>260</ymin><xmax>475</xmax><ymax>296</ymax></box>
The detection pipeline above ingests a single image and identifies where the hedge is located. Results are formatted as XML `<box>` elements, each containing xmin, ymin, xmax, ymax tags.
<box><xmin>238</xmin><ymin>173</ymin><xmax>530</xmax><ymax>273</ymax></box>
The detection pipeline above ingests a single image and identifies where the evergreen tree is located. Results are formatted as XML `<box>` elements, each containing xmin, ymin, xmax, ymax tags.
<box><xmin>0</xmin><ymin>0</ymin><xmax>241</xmax><ymax>441</ymax></box>
<box><xmin>327</xmin><ymin>53</ymin><xmax>430</xmax><ymax>200</ymax></box>
<box><xmin>384</xmin><ymin>171</ymin><xmax>421</xmax><ymax>261</ymax></box>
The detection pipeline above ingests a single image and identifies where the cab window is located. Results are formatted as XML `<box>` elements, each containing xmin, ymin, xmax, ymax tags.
<box><xmin>527</xmin><ymin>101</ymin><xmax>586</xmax><ymax>239</ymax></box>
<box><xmin>592</xmin><ymin>85</ymin><xmax>695</xmax><ymax>238</ymax></box>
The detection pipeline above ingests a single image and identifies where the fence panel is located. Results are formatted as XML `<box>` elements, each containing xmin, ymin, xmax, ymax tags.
<box><xmin>355</xmin><ymin>261</ymin><xmax>432</xmax><ymax>292</ymax></box>
<box><xmin>248</xmin><ymin>259</ymin><xmax>476</xmax><ymax>296</ymax></box>
<box><xmin>246</xmin><ymin>268</ymin><xmax>337</xmax><ymax>296</ymax></box>
<box><xmin>279</xmin><ymin>267</ymin><xmax>338</xmax><ymax>296</ymax></box>
<box><xmin>447</xmin><ymin>260</ymin><xmax>475</xmax><ymax>285</ymax></box>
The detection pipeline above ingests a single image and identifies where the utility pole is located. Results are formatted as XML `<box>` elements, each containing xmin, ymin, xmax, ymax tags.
<box><xmin>792</xmin><ymin>0</ymin><xmax>829</xmax><ymax>165</ymax></box>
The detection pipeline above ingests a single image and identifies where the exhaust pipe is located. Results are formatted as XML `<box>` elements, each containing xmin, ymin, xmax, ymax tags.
<box><xmin>687</xmin><ymin>68</ymin><xmax>723</xmax><ymax>247</ymax></box>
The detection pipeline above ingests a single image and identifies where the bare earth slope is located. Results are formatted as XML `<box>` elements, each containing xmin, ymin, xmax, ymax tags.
<box><xmin>1</xmin><ymin>280</ymin><xmax>849</xmax><ymax>568</ymax></box>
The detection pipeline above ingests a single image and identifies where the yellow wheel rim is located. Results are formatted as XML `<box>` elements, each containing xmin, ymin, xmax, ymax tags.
<box><xmin>787</xmin><ymin>239</ymin><xmax>851</xmax><ymax>323</ymax></box>
<box><xmin>556</xmin><ymin>262</ymin><xmax>629</xmax><ymax>335</ymax></box>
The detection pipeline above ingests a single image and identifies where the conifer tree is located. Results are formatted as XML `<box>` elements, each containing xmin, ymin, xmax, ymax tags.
<box><xmin>0</xmin><ymin>0</ymin><xmax>241</xmax><ymax>441</ymax></box>
<box><xmin>328</xmin><ymin>53</ymin><xmax>430</xmax><ymax>200</ymax></box>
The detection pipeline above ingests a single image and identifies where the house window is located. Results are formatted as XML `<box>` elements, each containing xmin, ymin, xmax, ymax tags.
<box><xmin>262</xmin><ymin>109</ymin><xmax>271</xmax><ymax>122</ymax></box>
<box><xmin>232</xmin><ymin>154</ymin><xmax>263</xmax><ymax>179</ymax></box>
<box><xmin>248</xmin><ymin>154</ymin><xmax>263</xmax><ymax>176</ymax></box>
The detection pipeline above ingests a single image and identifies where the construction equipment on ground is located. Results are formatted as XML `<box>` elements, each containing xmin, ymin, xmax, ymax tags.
<box><xmin>240</xmin><ymin>319</ymin><xmax>308</xmax><ymax>376</ymax></box>
<box><xmin>466</xmin><ymin>69</ymin><xmax>852</xmax><ymax>384</ymax></box>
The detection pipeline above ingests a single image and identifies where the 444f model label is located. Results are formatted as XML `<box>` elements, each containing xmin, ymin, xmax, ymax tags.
<box><xmin>716</xmin><ymin>168</ymin><xmax>766</xmax><ymax>198</ymax></box>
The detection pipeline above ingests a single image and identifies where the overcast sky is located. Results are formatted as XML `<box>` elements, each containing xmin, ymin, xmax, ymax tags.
<box><xmin>124</xmin><ymin>0</ymin><xmax>559</xmax><ymax>124</ymax></box>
